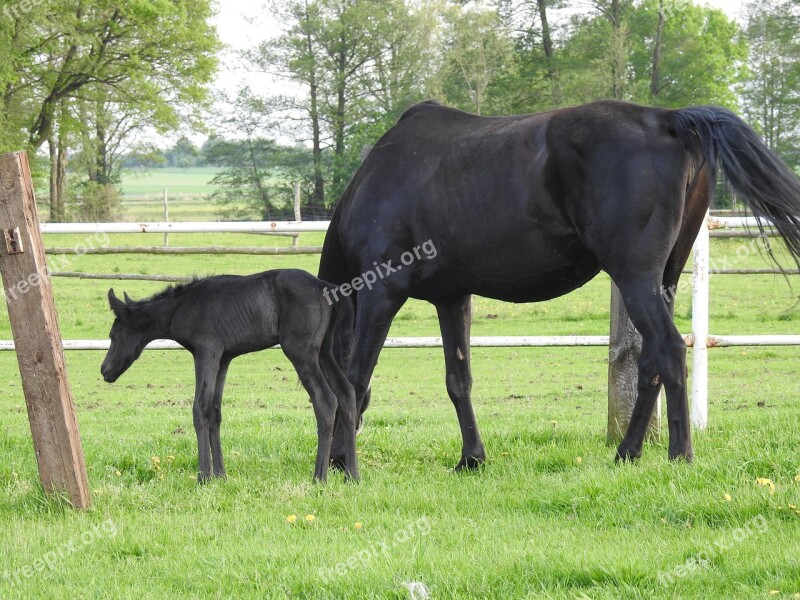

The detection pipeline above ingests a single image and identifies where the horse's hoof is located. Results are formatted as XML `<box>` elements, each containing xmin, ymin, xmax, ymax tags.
<box><xmin>668</xmin><ymin>449</ymin><xmax>694</xmax><ymax>463</ymax></box>
<box><xmin>454</xmin><ymin>454</ymin><xmax>485</xmax><ymax>472</ymax></box>
<box><xmin>197</xmin><ymin>473</ymin><xmax>212</xmax><ymax>484</ymax></box>
<box><xmin>614</xmin><ymin>447</ymin><xmax>641</xmax><ymax>463</ymax></box>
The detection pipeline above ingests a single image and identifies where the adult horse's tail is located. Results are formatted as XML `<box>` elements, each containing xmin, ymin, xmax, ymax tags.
<box><xmin>671</xmin><ymin>107</ymin><xmax>800</xmax><ymax>263</ymax></box>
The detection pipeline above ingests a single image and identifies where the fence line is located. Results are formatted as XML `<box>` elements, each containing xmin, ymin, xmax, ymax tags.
<box><xmin>46</xmin><ymin>245</ymin><xmax>322</xmax><ymax>255</ymax></box>
<box><xmin>3</xmin><ymin>217</ymin><xmax>796</xmax><ymax>431</ymax></box>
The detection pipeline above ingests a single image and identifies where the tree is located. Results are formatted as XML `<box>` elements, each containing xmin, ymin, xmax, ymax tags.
<box><xmin>436</xmin><ymin>4</ymin><xmax>515</xmax><ymax>114</ymax></box>
<box><xmin>740</xmin><ymin>0</ymin><xmax>800</xmax><ymax>168</ymax></box>
<box><xmin>207</xmin><ymin>89</ymin><xmax>314</xmax><ymax>220</ymax></box>
<box><xmin>628</xmin><ymin>0</ymin><xmax>746</xmax><ymax>108</ymax></box>
<box><xmin>0</xmin><ymin>0</ymin><xmax>219</xmax><ymax>220</ymax></box>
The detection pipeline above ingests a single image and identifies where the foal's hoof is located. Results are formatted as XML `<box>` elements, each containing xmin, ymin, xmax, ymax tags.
<box><xmin>454</xmin><ymin>454</ymin><xmax>485</xmax><ymax>472</ymax></box>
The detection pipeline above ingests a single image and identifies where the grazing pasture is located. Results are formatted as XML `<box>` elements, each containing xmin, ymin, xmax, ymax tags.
<box><xmin>1</xmin><ymin>232</ymin><xmax>799</xmax><ymax>598</ymax></box>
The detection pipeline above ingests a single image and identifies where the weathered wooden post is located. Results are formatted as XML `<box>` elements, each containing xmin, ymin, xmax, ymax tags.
<box><xmin>0</xmin><ymin>151</ymin><xmax>90</xmax><ymax>509</ymax></box>
<box><xmin>607</xmin><ymin>284</ymin><xmax>661</xmax><ymax>443</ymax></box>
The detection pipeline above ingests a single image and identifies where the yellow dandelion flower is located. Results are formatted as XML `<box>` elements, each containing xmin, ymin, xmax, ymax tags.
<box><xmin>305</xmin><ymin>514</ymin><xmax>315</xmax><ymax>523</ymax></box>
<box><xmin>287</xmin><ymin>515</ymin><xmax>297</xmax><ymax>524</ymax></box>
<box><xmin>165</xmin><ymin>455</ymin><xmax>176</xmax><ymax>463</ymax></box>
<box><xmin>575</xmin><ymin>456</ymin><xmax>583</xmax><ymax>465</ymax></box>
<box><xmin>795</xmin><ymin>474</ymin><xmax>800</xmax><ymax>482</ymax></box>
<box><xmin>756</xmin><ymin>478</ymin><xmax>776</xmax><ymax>494</ymax></box>
<box><xmin>789</xmin><ymin>504</ymin><xmax>797</xmax><ymax>510</ymax></box>
<box><xmin>354</xmin><ymin>522</ymin><xmax>363</xmax><ymax>530</ymax></box>
<box><xmin>114</xmin><ymin>469</ymin><xmax>122</xmax><ymax>477</ymax></box>
<box><xmin>769</xmin><ymin>591</ymin><xmax>780</xmax><ymax>596</ymax></box>
<box><xmin>550</xmin><ymin>420</ymin><xmax>558</xmax><ymax>426</ymax></box>
<box><xmin>723</xmin><ymin>493</ymin><xmax>732</xmax><ymax>502</ymax></box>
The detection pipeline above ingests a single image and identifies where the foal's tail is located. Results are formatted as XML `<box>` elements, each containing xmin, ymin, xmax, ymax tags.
<box><xmin>671</xmin><ymin>107</ymin><xmax>800</xmax><ymax>265</ymax></box>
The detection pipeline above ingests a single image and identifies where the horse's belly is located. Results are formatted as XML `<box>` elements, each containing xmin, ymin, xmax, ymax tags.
<box><xmin>411</xmin><ymin>246</ymin><xmax>601</xmax><ymax>303</ymax></box>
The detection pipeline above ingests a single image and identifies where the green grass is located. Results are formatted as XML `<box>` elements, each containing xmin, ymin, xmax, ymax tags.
<box><xmin>1</xmin><ymin>234</ymin><xmax>800</xmax><ymax>598</ymax></box>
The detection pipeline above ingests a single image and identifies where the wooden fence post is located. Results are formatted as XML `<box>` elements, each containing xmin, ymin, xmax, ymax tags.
<box><xmin>607</xmin><ymin>283</ymin><xmax>661</xmax><ymax>443</ymax></box>
<box><xmin>0</xmin><ymin>151</ymin><xmax>90</xmax><ymax>509</ymax></box>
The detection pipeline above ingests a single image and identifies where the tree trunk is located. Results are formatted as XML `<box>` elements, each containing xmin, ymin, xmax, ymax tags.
<box><xmin>650</xmin><ymin>0</ymin><xmax>665</xmax><ymax>99</ymax></box>
<box><xmin>608</xmin><ymin>283</ymin><xmax>660</xmax><ymax>443</ymax></box>
<box><xmin>48</xmin><ymin>135</ymin><xmax>58</xmax><ymax>222</ymax></box>
<box><xmin>55</xmin><ymin>125</ymin><xmax>68</xmax><ymax>222</ymax></box>
<box><xmin>537</xmin><ymin>0</ymin><xmax>561</xmax><ymax>103</ymax></box>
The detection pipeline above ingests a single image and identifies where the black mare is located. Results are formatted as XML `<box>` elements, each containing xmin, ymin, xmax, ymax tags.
<box><xmin>319</xmin><ymin>100</ymin><xmax>800</xmax><ymax>469</ymax></box>
<box><xmin>100</xmin><ymin>269</ymin><xmax>359</xmax><ymax>482</ymax></box>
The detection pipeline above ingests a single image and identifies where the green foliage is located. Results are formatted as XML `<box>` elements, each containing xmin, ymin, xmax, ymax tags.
<box><xmin>67</xmin><ymin>181</ymin><xmax>122</xmax><ymax>222</ymax></box>
<box><xmin>740</xmin><ymin>0</ymin><xmax>800</xmax><ymax>169</ymax></box>
<box><xmin>628</xmin><ymin>0</ymin><xmax>747</xmax><ymax>108</ymax></box>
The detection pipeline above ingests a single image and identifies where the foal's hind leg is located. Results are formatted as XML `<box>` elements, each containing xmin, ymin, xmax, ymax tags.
<box><xmin>614</xmin><ymin>276</ymin><xmax>693</xmax><ymax>462</ymax></box>
<box><xmin>330</xmin><ymin>291</ymin><xmax>406</xmax><ymax>467</ymax></box>
<box><xmin>436</xmin><ymin>296</ymin><xmax>486</xmax><ymax>470</ymax></box>
<box><xmin>282</xmin><ymin>339</ymin><xmax>338</xmax><ymax>482</ymax></box>
<box><xmin>319</xmin><ymin>347</ymin><xmax>359</xmax><ymax>481</ymax></box>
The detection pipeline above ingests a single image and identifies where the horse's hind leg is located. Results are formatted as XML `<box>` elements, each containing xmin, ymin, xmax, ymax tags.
<box><xmin>614</xmin><ymin>275</ymin><xmax>693</xmax><ymax>462</ymax></box>
<box><xmin>435</xmin><ymin>296</ymin><xmax>485</xmax><ymax>470</ymax></box>
<box><xmin>282</xmin><ymin>339</ymin><xmax>338</xmax><ymax>482</ymax></box>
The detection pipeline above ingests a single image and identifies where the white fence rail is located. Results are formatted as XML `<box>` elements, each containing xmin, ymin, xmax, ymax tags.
<box><xmin>3</xmin><ymin>217</ymin><xmax>798</xmax><ymax>430</ymax></box>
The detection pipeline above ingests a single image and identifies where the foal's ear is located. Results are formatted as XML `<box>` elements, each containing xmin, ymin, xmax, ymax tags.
<box><xmin>123</xmin><ymin>291</ymin><xmax>133</xmax><ymax>305</ymax></box>
<box><xmin>108</xmin><ymin>288</ymin><xmax>126</xmax><ymax>315</ymax></box>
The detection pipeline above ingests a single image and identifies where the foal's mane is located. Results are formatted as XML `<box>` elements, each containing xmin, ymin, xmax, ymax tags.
<box><xmin>139</xmin><ymin>277</ymin><xmax>201</xmax><ymax>304</ymax></box>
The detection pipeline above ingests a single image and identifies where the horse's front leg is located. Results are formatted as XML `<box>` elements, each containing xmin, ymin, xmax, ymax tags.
<box><xmin>436</xmin><ymin>296</ymin><xmax>485</xmax><ymax>470</ymax></box>
<box><xmin>192</xmin><ymin>351</ymin><xmax>221</xmax><ymax>483</ymax></box>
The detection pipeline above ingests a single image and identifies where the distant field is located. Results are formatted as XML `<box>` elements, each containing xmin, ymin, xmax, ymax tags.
<box><xmin>118</xmin><ymin>167</ymin><xmax>245</xmax><ymax>222</ymax></box>
<box><xmin>120</xmin><ymin>167</ymin><xmax>221</xmax><ymax>197</ymax></box>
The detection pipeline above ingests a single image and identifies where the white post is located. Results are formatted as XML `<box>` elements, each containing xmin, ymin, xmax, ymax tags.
<box><xmin>163</xmin><ymin>188</ymin><xmax>169</xmax><ymax>247</ymax></box>
<box><xmin>292</xmin><ymin>182</ymin><xmax>301</xmax><ymax>248</ymax></box>
<box><xmin>691</xmin><ymin>210</ymin><xmax>710</xmax><ymax>429</ymax></box>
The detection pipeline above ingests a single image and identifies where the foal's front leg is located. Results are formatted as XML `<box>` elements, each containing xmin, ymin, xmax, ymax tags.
<box><xmin>192</xmin><ymin>351</ymin><xmax>221</xmax><ymax>483</ymax></box>
<box><xmin>208</xmin><ymin>358</ymin><xmax>231</xmax><ymax>478</ymax></box>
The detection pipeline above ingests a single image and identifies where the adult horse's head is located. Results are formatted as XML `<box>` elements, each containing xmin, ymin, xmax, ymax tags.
<box><xmin>101</xmin><ymin>288</ymin><xmax>148</xmax><ymax>383</ymax></box>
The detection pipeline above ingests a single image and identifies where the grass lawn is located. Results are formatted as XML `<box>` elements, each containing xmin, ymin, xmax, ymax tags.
<box><xmin>1</xmin><ymin>233</ymin><xmax>799</xmax><ymax>598</ymax></box>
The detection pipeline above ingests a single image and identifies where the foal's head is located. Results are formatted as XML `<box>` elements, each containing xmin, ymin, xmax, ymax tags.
<box><xmin>101</xmin><ymin>289</ymin><xmax>149</xmax><ymax>383</ymax></box>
